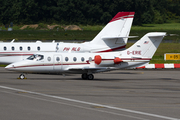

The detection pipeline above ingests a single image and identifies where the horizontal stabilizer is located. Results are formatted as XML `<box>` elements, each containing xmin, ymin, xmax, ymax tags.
<box><xmin>101</xmin><ymin>36</ymin><xmax>138</xmax><ymax>40</ymax></box>
<box><xmin>166</xmin><ymin>34</ymin><xmax>178</xmax><ymax>36</ymax></box>
<box><xmin>147</xmin><ymin>32</ymin><xmax>166</xmax><ymax>38</ymax></box>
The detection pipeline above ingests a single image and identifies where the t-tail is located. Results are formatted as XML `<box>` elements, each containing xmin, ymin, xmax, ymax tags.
<box><xmin>121</xmin><ymin>32</ymin><xmax>166</xmax><ymax>59</ymax></box>
<box><xmin>89</xmin><ymin>12</ymin><xmax>135</xmax><ymax>52</ymax></box>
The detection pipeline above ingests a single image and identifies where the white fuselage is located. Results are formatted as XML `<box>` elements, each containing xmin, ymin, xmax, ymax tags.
<box><xmin>0</xmin><ymin>41</ymin><xmax>126</xmax><ymax>64</ymax></box>
<box><xmin>5</xmin><ymin>51</ymin><xmax>150</xmax><ymax>74</ymax></box>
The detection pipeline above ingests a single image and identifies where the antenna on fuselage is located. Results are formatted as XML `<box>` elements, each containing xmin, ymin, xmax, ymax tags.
<box><xmin>56</xmin><ymin>43</ymin><xmax>59</xmax><ymax>52</ymax></box>
<box><xmin>11</xmin><ymin>39</ymin><xmax>15</xmax><ymax>43</ymax></box>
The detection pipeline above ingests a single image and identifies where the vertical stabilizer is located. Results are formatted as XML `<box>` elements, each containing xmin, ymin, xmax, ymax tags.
<box><xmin>122</xmin><ymin>32</ymin><xmax>166</xmax><ymax>58</ymax></box>
<box><xmin>90</xmin><ymin>12</ymin><xmax>135</xmax><ymax>51</ymax></box>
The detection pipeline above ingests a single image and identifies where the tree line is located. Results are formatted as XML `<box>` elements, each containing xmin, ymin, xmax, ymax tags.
<box><xmin>0</xmin><ymin>0</ymin><xmax>179</xmax><ymax>25</ymax></box>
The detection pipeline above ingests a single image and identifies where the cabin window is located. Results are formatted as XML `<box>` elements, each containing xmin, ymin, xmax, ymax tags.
<box><xmin>47</xmin><ymin>57</ymin><xmax>51</xmax><ymax>61</ymax></box>
<box><xmin>56</xmin><ymin>57</ymin><xmax>60</xmax><ymax>61</ymax></box>
<box><xmin>65</xmin><ymin>57</ymin><xmax>69</xmax><ymax>62</ymax></box>
<box><xmin>73</xmin><ymin>57</ymin><xmax>77</xmax><ymax>62</ymax></box>
<box><xmin>20</xmin><ymin>46</ymin><xmax>23</xmax><ymax>51</ymax></box>
<box><xmin>37</xmin><ymin>46</ymin><xmax>40</xmax><ymax>51</ymax></box>
<box><xmin>28</xmin><ymin>46</ymin><xmax>31</xmax><ymax>51</ymax></box>
<box><xmin>4</xmin><ymin>46</ymin><xmax>7</xmax><ymax>51</ymax></box>
<box><xmin>12</xmin><ymin>46</ymin><xmax>15</xmax><ymax>51</ymax></box>
<box><xmin>81</xmin><ymin>57</ymin><xmax>85</xmax><ymax>62</ymax></box>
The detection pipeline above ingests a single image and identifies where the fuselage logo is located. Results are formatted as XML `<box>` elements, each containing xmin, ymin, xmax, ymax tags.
<box><xmin>63</xmin><ymin>47</ymin><xmax>81</xmax><ymax>51</ymax></box>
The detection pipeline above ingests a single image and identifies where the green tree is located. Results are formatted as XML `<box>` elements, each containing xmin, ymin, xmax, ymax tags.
<box><xmin>0</xmin><ymin>0</ymin><xmax>178</xmax><ymax>25</ymax></box>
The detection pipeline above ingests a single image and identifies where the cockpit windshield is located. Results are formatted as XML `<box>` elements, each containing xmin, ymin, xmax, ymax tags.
<box><xmin>27</xmin><ymin>54</ymin><xmax>44</xmax><ymax>61</ymax></box>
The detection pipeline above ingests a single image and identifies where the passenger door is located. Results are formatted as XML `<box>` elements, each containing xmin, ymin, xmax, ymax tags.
<box><xmin>53</xmin><ymin>54</ymin><xmax>62</xmax><ymax>70</ymax></box>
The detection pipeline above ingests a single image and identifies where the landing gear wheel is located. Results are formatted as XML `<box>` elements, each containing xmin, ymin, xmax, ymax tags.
<box><xmin>19</xmin><ymin>74</ymin><xmax>25</xmax><ymax>79</ymax></box>
<box><xmin>87</xmin><ymin>74</ymin><xmax>94</xmax><ymax>80</ymax></box>
<box><xmin>81</xmin><ymin>73</ymin><xmax>88</xmax><ymax>80</ymax></box>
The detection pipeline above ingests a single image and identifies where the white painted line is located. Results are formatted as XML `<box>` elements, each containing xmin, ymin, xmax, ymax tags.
<box><xmin>1</xmin><ymin>90</ymin><xmax>147</xmax><ymax>120</ymax></box>
<box><xmin>0</xmin><ymin>85</ymin><xmax>179</xmax><ymax>120</ymax></box>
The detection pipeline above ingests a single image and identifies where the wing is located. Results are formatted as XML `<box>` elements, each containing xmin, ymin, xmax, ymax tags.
<box><xmin>67</xmin><ymin>67</ymin><xmax>116</xmax><ymax>73</ymax></box>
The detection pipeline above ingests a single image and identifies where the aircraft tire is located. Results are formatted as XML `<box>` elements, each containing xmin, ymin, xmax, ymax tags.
<box><xmin>19</xmin><ymin>74</ymin><xmax>25</xmax><ymax>79</ymax></box>
<box><xmin>87</xmin><ymin>74</ymin><xmax>94</xmax><ymax>80</ymax></box>
<box><xmin>81</xmin><ymin>73</ymin><xmax>88</xmax><ymax>79</ymax></box>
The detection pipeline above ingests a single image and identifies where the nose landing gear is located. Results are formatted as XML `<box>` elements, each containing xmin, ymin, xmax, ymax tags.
<box><xmin>18</xmin><ymin>74</ymin><xmax>26</xmax><ymax>79</ymax></box>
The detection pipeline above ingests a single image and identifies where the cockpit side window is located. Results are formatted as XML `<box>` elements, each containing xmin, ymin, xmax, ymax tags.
<box><xmin>27</xmin><ymin>54</ymin><xmax>44</xmax><ymax>61</ymax></box>
<box><xmin>38</xmin><ymin>55</ymin><xmax>44</xmax><ymax>60</ymax></box>
<box><xmin>27</xmin><ymin>55</ymin><xmax>35</xmax><ymax>60</ymax></box>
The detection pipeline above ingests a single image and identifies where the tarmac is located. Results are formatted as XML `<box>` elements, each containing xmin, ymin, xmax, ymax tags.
<box><xmin>0</xmin><ymin>67</ymin><xmax>180</xmax><ymax>120</ymax></box>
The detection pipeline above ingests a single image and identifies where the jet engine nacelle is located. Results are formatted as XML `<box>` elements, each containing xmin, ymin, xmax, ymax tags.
<box><xmin>94</xmin><ymin>55</ymin><xmax>123</xmax><ymax>66</ymax></box>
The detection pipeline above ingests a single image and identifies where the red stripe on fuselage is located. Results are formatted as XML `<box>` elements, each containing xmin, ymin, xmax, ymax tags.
<box><xmin>0</xmin><ymin>52</ymin><xmax>34</xmax><ymax>57</ymax></box>
<box><xmin>0</xmin><ymin>54</ymin><xmax>33</xmax><ymax>57</ymax></box>
<box><xmin>1</xmin><ymin>45</ymin><xmax>126</xmax><ymax>56</ymax></box>
<box><xmin>121</xmin><ymin>58</ymin><xmax>151</xmax><ymax>61</ymax></box>
<box><xmin>7</xmin><ymin>62</ymin><xmax>90</xmax><ymax>69</ymax></box>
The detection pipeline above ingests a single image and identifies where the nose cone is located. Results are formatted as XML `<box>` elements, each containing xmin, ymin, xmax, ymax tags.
<box><xmin>5</xmin><ymin>64</ymin><xmax>15</xmax><ymax>71</ymax></box>
<box><xmin>5</xmin><ymin>60</ymin><xmax>35</xmax><ymax>72</ymax></box>
<box><xmin>5</xmin><ymin>60</ymin><xmax>28</xmax><ymax>71</ymax></box>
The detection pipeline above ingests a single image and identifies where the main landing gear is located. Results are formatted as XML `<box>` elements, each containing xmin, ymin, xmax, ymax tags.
<box><xmin>81</xmin><ymin>73</ymin><xmax>94</xmax><ymax>80</ymax></box>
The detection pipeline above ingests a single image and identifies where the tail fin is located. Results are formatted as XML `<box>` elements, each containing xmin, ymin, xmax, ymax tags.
<box><xmin>122</xmin><ymin>32</ymin><xmax>166</xmax><ymax>58</ymax></box>
<box><xmin>90</xmin><ymin>12</ymin><xmax>135</xmax><ymax>51</ymax></box>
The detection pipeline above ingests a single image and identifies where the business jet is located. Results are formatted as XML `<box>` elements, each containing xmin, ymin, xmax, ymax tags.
<box><xmin>0</xmin><ymin>12</ymin><xmax>135</xmax><ymax>64</ymax></box>
<box><xmin>5</xmin><ymin>32</ymin><xmax>166</xmax><ymax>80</ymax></box>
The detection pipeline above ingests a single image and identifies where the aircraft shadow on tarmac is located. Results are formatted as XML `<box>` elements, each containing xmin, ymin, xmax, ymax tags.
<box><xmin>22</xmin><ymin>77</ymin><xmax>123</xmax><ymax>81</ymax></box>
<box><xmin>4</xmin><ymin>70</ymin><xmax>180</xmax><ymax>81</ymax></box>
<box><xmin>105</xmin><ymin>71</ymin><xmax>142</xmax><ymax>74</ymax></box>
<box><xmin>18</xmin><ymin>76</ymin><xmax>178</xmax><ymax>81</ymax></box>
